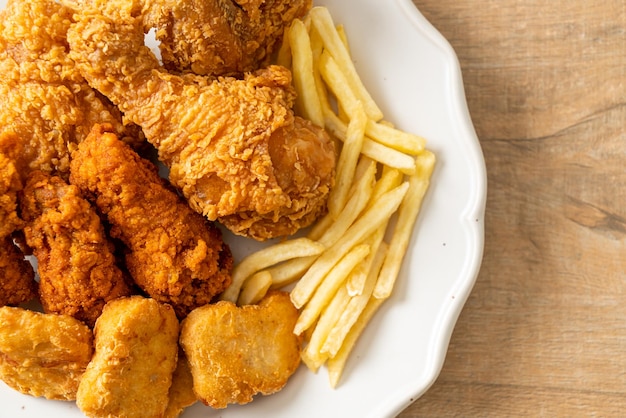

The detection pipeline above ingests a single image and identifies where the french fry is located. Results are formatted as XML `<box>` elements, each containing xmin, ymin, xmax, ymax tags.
<box><xmin>290</xmin><ymin>182</ymin><xmax>409</xmax><ymax>309</ymax></box>
<box><xmin>361</xmin><ymin>138</ymin><xmax>416</xmax><ymax>175</ymax></box>
<box><xmin>346</xmin><ymin>225</ymin><xmax>387</xmax><ymax>296</ymax></box>
<box><xmin>237</xmin><ymin>270</ymin><xmax>273</xmax><ymax>305</ymax></box>
<box><xmin>288</xmin><ymin>19</ymin><xmax>324</xmax><ymax>127</ymax></box>
<box><xmin>294</xmin><ymin>244</ymin><xmax>370</xmax><ymax>335</ymax></box>
<box><xmin>326</xmin><ymin>297</ymin><xmax>386</xmax><ymax>388</ymax></box>
<box><xmin>267</xmin><ymin>256</ymin><xmax>318</xmax><ymax>289</ymax></box>
<box><xmin>309</xmin><ymin>6</ymin><xmax>383</xmax><ymax>121</ymax></box>
<box><xmin>323</xmin><ymin>242</ymin><xmax>388</xmax><ymax>357</ymax></box>
<box><xmin>374</xmin><ymin>150</ymin><xmax>436</xmax><ymax>299</ymax></box>
<box><xmin>221</xmin><ymin>238</ymin><xmax>325</xmax><ymax>303</ymax></box>
<box><xmin>301</xmin><ymin>286</ymin><xmax>351</xmax><ymax>372</ymax></box>
<box><xmin>366</xmin><ymin>120</ymin><xmax>426</xmax><ymax>155</ymax></box>
<box><xmin>316</xmin><ymin>159</ymin><xmax>375</xmax><ymax>246</ymax></box>
<box><xmin>318</xmin><ymin>51</ymin><xmax>361</xmax><ymax>119</ymax></box>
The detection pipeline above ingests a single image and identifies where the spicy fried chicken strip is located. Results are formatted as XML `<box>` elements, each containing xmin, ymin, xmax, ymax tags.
<box><xmin>0</xmin><ymin>0</ymin><xmax>142</xmax><ymax>180</ymax></box>
<box><xmin>0</xmin><ymin>237</ymin><xmax>37</xmax><ymax>307</ymax></box>
<box><xmin>0</xmin><ymin>306</ymin><xmax>93</xmax><ymax>401</ymax></box>
<box><xmin>19</xmin><ymin>171</ymin><xmax>132</xmax><ymax>327</ymax></box>
<box><xmin>180</xmin><ymin>291</ymin><xmax>302</xmax><ymax>408</ymax></box>
<box><xmin>67</xmin><ymin>9</ymin><xmax>336</xmax><ymax>240</ymax></box>
<box><xmin>0</xmin><ymin>140</ymin><xmax>37</xmax><ymax>307</ymax></box>
<box><xmin>70</xmin><ymin>124</ymin><xmax>233</xmax><ymax>318</ymax></box>
<box><xmin>77</xmin><ymin>296</ymin><xmax>179</xmax><ymax>417</ymax></box>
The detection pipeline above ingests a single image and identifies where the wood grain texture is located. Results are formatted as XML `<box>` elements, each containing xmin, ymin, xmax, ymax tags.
<box><xmin>400</xmin><ymin>1</ymin><xmax>626</xmax><ymax>416</ymax></box>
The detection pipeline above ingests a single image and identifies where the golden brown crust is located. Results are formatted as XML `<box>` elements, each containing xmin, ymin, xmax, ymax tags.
<box><xmin>70</xmin><ymin>124</ymin><xmax>233</xmax><ymax>318</ymax></box>
<box><xmin>180</xmin><ymin>291</ymin><xmax>302</xmax><ymax>408</ymax></box>
<box><xmin>0</xmin><ymin>237</ymin><xmax>37</xmax><ymax>307</ymax></box>
<box><xmin>67</xmin><ymin>10</ymin><xmax>336</xmax><ymax>240</ymax></box>
<box><xmin>0</xmin><ymin>306</ymin><xmax>93</xmax><ymax>401</ymax></box>
<box><xmin>0</xmin><ymin>0</ymin><xmax>143</xmax><ymax>180</ymax></box>
<box><xmin>20</xmin><ymin>171</ymin><xmax>132</xmax><ymax>327</ymax></box>
<box><xmin>77</xmin><ymin>296</ymin><xmax>180</xmax><ymax>417</ymax></box>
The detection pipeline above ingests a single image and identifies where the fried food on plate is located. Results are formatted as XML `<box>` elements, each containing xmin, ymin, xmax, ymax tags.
<box><xmin>164</xmin><ymin>350</ymin><xmax>198</xmax><ymax>418</ymax></box>
<box><xmin>0</xmin><ymin>237</ymin><xmax>37</xmax><ymax>307</ymax></box>
<box><xmin>180</xmin><ymin>291</ymin><xmax>302</xmax><ymax>408</ymax></box>
<box><xmin>19</xmin><ymin>171</ymin><xmax>132</xmax><ymax>327</ymax></box>
<box><xmin>0</xmin><ymin>306</ymin><xmax>93</xmax><ymax>400</ymax></box>
<box><xmin>143</xmin><ymin>0</ymin><xmax>311</xmax><ymax>76</ymax></box>
<box><xmin>77</xmin><ymin>296</ymin><xmax>179</xmax><ymax>418</ymax></box>
<box><xmin>70</xmin><ymin>124</ymin><xmax>233</xmax><ymax>318</ymax></box>
<box><xmin>0</xmin><ymin>0</ymin><xmax>142</xmax><ymax>180</ymax></box>
<box><xmin>67</xmin><ymin>10</ymin><xmax>336</xmax><ymax>240</ymax></box>
<box><xmin>0</xmin><ymin>138</ymin><xmax>24</xmax><ymax>238</ymax></box>
<box><xmin>0</xmin><ymin>142</ymin><xmax>38</xmax><ymax>307</ymax></box>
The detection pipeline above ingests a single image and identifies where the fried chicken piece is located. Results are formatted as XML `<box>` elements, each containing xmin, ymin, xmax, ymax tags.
<box><xmin>70</xmin><ymin>124</ymin><xmax>233</xmax><ymax>318</ymax></box>
<box><xmin>0</xmin><ymin>237</ymin><xmax>37</xmax><ymax>307</ymax></box>
<box><xmin>0</xmin><ymin>306</ymin><xmax>93</xmax><ymax>401</ymax></box>
<box><xmin>145</xmin><ymin>0</ymin><xmax>311</xmax><ymax>76</ymax></box>
<box><xmin>77</xmin><ymin>296</ymin><xmax>179</xmax><ymax>418</ymax></box>
<box><xmin>164</xmin><ymin>350</ymin><xmax>198</xmax><ymax>418</ymax></box>
<box><xmin>0</xmin><ymin>135</ymin><xmax>24</xmax><ymax>238</ymax></box>
<box><xmin>180</xmin><ymin>291</ymin><xmax>302</xmax><ymax>408</ymax></box>
<box><xmin>0</xmin><ymin>139</ymin><xmax>38</xmax><ymax>307</ymax></box>
<box><xmin>19</xmin><ymin>171</ymin><xmax>131</xmax><ymax>327</ymax></box>
<box><xmin>0</xmin><ymin>0</ymin><xmax>142</xmax><ymax>180</ymax></box>
<box><xmin>67</xmin><ymin>9</ymin><xmax>336</xmax><ymax>240</ymax></box>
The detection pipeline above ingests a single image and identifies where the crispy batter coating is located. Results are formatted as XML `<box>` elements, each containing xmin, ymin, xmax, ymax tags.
<box><xmin>67</xmin><ymin>9</ymin><xmax>336</xmax><ymax>240</ymax></box>
<box><xmin>0</xmin><ymin>237</ymin><xmax>37</xmax><ymax>307</ymax></box>
<box><xmin>164</xmin><ymin>350</ymin><xmax>198</xmax><ymax>418</ymax></box>
<box><xmin>0</xmin><ymin>137</ymin><xmax>23</xmax><ymax>238</ymax></box>
<box><xmin>145</xmin><ymin>0</ymin><xmax>311</xmax><ymax>76</ymax></box>
<box><xmin>180</xmin><ymin>291</ymin><xmax>302</xmax><ymax>408</ymax></box>
<box><xmin>0</xmin><ymin>0</ymin><xmax>143</xmax><ymax>180</ymax></box>
<box><xmin>70</xmin><ymin>124</ymin><xmax>233</xmax><ymax>318</ymax></box>
<box><xmin>19</xmin><ymin>171</ymin><xmax>132</xmax><ymax>327</ymax></box>
<box><xmin>76</xmin><ymin>296</ymin><xmax>180</xmax><ymax>418</ymax></box>
<box><xmin>0</xmin><ymin>306</ymin><xmax>93</xmax><ymax>401</ymax></box>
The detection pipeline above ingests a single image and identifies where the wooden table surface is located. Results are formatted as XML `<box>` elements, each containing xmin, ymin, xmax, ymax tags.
<box><xmin>400</xmin><ymin>1</ymin><xmax>626</xmax><ymax>416</ymax></box>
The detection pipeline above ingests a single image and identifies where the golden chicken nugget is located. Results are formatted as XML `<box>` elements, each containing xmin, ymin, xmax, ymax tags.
<box><xmin>180</xmin><ymin>291</ymin><xmax>302</xmax><ymax>408</ymax></box>
<box><xmin>164</xmin><ymin>350</ymin><xmax>198</xmax><ymax>418</ymax></box>
<box><xmin>76</xmin><ymin>296</ymin><xmax>179</xmax><ymax>418</ymax></box>
<box><xmin>0</xmin><ymin>306</ymin><xmax>93</xmax><ymax>400</ymax></box>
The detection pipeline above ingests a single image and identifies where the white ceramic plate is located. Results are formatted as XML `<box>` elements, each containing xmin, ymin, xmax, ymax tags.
<box><xmin>0</xmin><ymin>0</ymin><xmax>486</xmax><ymax>417</ymax></box>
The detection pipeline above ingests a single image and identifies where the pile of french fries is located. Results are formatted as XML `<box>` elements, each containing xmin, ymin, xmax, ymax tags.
<box><xmin>221</xmin><ymin>6</ymin><xmax>436</xmax><ymax>387</ymax></box>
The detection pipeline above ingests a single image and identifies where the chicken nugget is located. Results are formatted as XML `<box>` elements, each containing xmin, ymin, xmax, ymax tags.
<box><xmin>164</xmin><ymin>350</ymin><xmax>198</xmax><ymax>418</ymax></box>
<box><xmin>20</xmin><ymin>171</ymin><xmax>132</xmax><ymax>327</ymax></box>
<box><xmin>0</xmin><ymin>306</ymin><xmax>93</xmax><ymax>400</ymax></box>
<box><xmin>77</xmin><ymin>296</ymin><xmax>179</xmax><ymax>418</ymax></box>
<box><xmin>180</xmin><ymin>291</ymin><xmax>302</xmax><ymax>408</ymax></box>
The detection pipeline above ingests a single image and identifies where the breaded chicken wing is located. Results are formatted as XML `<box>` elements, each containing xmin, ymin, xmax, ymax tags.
<box><xmin>0</xmin><ymin>306</ymin><xmax>93</xmax><ymax>401</ymax></box>
<box><xmin>180</xmin><ymin>291</ymin><xmax>302</xmax><ymax>408</ymax></box>
<box><xmin>19</xmin><ymin>171</ymin><xmax>131</xmax><ymax>327</ymax></box>
<box><xmin>77</xmin><ymin>296</ymin><xmax>179</xmax><ymax>418</ymax></box>
<box><xmin>145</xmin><ymin>0</ymin><xmax>311</xmax><ymax>76</ymax></box>
<box><xmin>70</xmin><ymin>124</ymin><xmax>233</xmax><ymax>318</ymax></box>
<box><xmin>67</xmin><ymin>9</ymin><xmax>336</xmax><ymax>240</ymax></box>
<box><xmin>0</xmin><ymin>0</ymin><xmax>142</xmax><ymax>180</ymax></box>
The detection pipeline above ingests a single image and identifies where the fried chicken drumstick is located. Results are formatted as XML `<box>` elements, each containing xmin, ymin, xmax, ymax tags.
<box><xmin>19</xmin><ymin>171</ymin><xmax>132</xmax><ymax>327</ymax></box>
<box><xmin>67</xmin><ymin>7</ymin><xmax>336</xmax><ymax>240</ymax></box>
<box><xmin>70</xmin><ymin>124</ymin><xmax>233</xmax><ymax>318</ymax></box>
